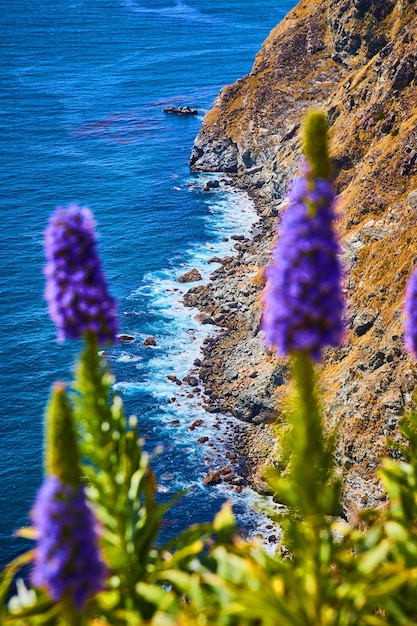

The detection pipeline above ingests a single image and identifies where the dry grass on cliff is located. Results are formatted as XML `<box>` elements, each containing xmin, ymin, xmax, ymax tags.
<box><xmin>193</xmin><ymin>0</ymin><xmax>417</xmax><ymax>512</ymax></box>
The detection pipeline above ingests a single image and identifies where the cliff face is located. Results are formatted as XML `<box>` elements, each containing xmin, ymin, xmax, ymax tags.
<box><xmin>189</xmin><ymin>0</ymin><xmax>417</xmax><ymax>516</ymax></box>
<box><xmin>191</xmin><ymin>0</ymin><xmax>416</xmax><ymax>191</ymax></box>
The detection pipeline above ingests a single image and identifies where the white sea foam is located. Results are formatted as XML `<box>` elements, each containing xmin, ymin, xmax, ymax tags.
<box><xmin>113</xmin><ymin>380</ymin><xmax>147</xmax><ymax>395</ymax></box>
<box><xmin>229</xmin><ymin>488</ymin><xmax>284</xmax><ymax>554</ymax></box>
<box><xmin>123</xmin><ymin>179</ymin><xmax>258</xmax><ymax>394</ymax></box>
<box><xmin>117</xmin><ymin>351</ymin><xmax>142</xmax><ymax>363</ymax></box>
<box><xmin>112</xmin><ymin>179</ymin><xmax>273</xmax><ymax>534</ymax></box>
<box><xmin>120</xmin><ymin>0</ymin><xmax>215</xmax><ymax>23</ymax></box>
<box><xmin>126</xmin><ymin>181</ymin><xmax>258</xmax><ymax>402</ymax></box>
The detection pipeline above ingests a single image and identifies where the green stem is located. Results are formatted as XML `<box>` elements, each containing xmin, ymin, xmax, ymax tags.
<box><xmin>45</xmin><ymin>382</ymin><xmax>80</xmax><ymax>485</ymax></box>
<box><xmin>290</xmin><ymin>352</ymin><xmax>322</xmax><ymax>623</ymax></box>
<box><xmin>290</xmin><ymin>351</ymin><xmax>340</xmax><ymax>624</ymax></box>
<box><xmin>72</xmin><ymin>334</ymin><xmax>153</xmax><ymax>609</ymax></box>
<box><xmin>73</xmin><ymin>334</ymin><xmax>116</xmax><ymax>473</ymax></box>
<box><xmin>61</xmin><ymin>598</ymin><xmax>83</xmax><ymax>626</ymax></box>
<box><xmin>290</xmin><ymin>351</ymin><xmax>323</xmax><ymax>517</ymax></box>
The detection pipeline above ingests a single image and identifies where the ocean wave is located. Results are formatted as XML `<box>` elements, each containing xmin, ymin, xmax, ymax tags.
<box><xmin>120</xmin><ymin>0</ymin><xmax>216</xmax><ymax>24</ymax></box>
<box><xmin>107</xmin><ymin>181</ymin><xmax>264</xmax><ymax>520</ymax></box>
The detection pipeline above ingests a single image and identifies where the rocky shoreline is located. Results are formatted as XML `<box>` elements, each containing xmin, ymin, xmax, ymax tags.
<box><xmin>183</xmin><ymin>175</ymin><xmax>417</xmax><ymax>517</ymax></box>
<box><xmin>180</xmin><ymin>180</ymin><xmax>284</xmax><ymax>497</ymax></box>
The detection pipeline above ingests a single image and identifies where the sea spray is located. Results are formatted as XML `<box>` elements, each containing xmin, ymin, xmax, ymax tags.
<box><xmin>107</xmin><ymin>179</ymin><xmax>280</xmax><ymax>539</ymax></box>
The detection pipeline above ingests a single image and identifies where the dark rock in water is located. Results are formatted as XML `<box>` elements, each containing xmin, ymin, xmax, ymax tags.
<box><xmin>203</xmin><ymin>470</ymin><xmax>222</xmax><ymax>486</ymax></box>
<box><xmin>197</xmin><ymin>436</ymin><xmax>209</xmax><ymax>444</ymax></box>
<box><xmin>205</xmin><ymin>404</ymin><xmax>222</xmax><ymax>414</ymax></box>
<box><xmin>183</xmin><ymin>375</ymin><xmax>199</xmax><ymax>387</ymax></box>
<box><xmin>231</xmin><ymin>234</ymin><xmax>245</xmax><ymax>241</ymax></box>
<box><xmin>203</xmin><ymin>179</ymin><xmax>220</xmax><ymax>192</ymax></box>
<box><xmin>178</xmin><ymin>268</ymin><xmax>202</xmax><ymax>283</ymax></box>
<box><xmin>163</xmin><ymin>105</ymin><xmax>198</xmax><ymax>115</ymax></box>
<box><xmin>143</xmin><ymin>336</ymin><xmax>157</xmax><ymax>346</ymax></box>
<box><xmin>167</xmin><ymin>375</ymin><xmax>182</xmax><ymax>385</ymax></box>
<box><xmin>189</xmin><ymin>419</ymin><xmax>204</xmax><ymax>431</ymax></box>
<box><xmin>118</xmin><ymin>333</ymin><xmax>135</xmax><ymax>343</ymax></box>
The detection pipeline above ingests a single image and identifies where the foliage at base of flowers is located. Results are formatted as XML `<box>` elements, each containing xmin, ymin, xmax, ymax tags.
<box><xmin>4</xmin><ymin>114</ymin><xmax>417</xmax><ymax>625</ymax></box>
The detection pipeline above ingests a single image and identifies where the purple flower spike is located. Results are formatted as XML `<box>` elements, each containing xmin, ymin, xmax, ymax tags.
<box><xmin>404</xmin><ymin>269</ymin><xmax>417</xmax><ymax>357</ymax></box>
<box><xmin>31</xmin><ymin>476</ymin><xmax>107</xmax><ymax>611</ymax></box>
<box><xmin>44</xmin><ymin>203</ymin><xmax>118</xmax><ymax>344</ymax></box>
<box><xmin>262</xmin><ymin>177</ymin><xmax>344</xmax><ymax>362</ymax></box>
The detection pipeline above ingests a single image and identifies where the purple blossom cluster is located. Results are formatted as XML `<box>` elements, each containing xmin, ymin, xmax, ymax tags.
<box><xmin>404</xmin><ymin>269</ymin><xmax>417</xmax><ymax>358</ymax></box>
<box><xmin>44</xmin><ymin>203</ymin><xmax>118</xmax><ymax>344</ymax></box>
<box><xmin>262</xmin><ymin>177</ymin><xmax>344</xmax><ymax>362</ymax></box>
<box><xmin>31</xmin><ymin>475</ymin><xmax>107</xmax><ymax>611</ymax></box>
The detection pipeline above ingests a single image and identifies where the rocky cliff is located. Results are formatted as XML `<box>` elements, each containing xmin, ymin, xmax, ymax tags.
<box><xmin>188</xmin><ymin>0</ymin><xmax>417</xmax><ymax>517</ymax></box>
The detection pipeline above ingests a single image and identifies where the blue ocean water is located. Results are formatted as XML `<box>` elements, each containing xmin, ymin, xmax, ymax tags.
<box><xmin>0</xmin><ymin>0</ymin><xmax>296</xmax><ymax>569</ymax></box>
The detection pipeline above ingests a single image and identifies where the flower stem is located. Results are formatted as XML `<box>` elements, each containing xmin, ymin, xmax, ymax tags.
<box><xmin>290</xmin><ymin>351</ymin><xmax>324</xmax><ymax>517</ymax></box>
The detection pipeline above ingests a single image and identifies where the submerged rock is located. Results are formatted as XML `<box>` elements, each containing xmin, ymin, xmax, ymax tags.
<box><xmin>167</xmin><ymin>375</ymin><xmax>182</xmax><ymax>385</ymax></box>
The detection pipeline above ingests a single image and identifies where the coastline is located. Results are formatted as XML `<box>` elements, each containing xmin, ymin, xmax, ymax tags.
<box><xmin>182</xmin><ymin>178</ymin><xmax>283</xmax><ymax>497</ymax></box>
<box><xmin>185</xmin><ymin>0</ymin><xmax>417</xmax><ymax>520</ymax></box>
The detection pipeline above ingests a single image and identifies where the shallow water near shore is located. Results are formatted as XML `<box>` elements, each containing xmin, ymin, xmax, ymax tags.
<box><xmin>0</xmin><ymin>0</ymin><xmax>296</xmax><ymax>568</ymax></box>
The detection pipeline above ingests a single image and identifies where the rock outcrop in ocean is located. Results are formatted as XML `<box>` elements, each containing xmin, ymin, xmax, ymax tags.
<box><xmin>188</xmin><ymin>0</ymin><xmax>417</xmax><ymax>518</ymax></box>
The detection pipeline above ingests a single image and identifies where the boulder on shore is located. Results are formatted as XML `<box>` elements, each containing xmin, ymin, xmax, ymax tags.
<box><xmin>183</xmin><ymin>375</ymin><xmax>199</xmax><ymax>387</ymax></box>
<box><xmin>178</xmin><ymin>268</ymin><xmax>202</xmax><ymax>283</ymax></box>
<box><xmin>203</xmin><ymin>179</ymin><xmax>220</xmax><ymax>192</ymax></box>
<box><xmin>203</xmin><ymin>470</ymin><xmax>221</xmax><ymax>486</ymax></box>
<box><xmin>195</xmin><ymin>312</ymin><xmax>216</xmax><ymax>325</ymax></box>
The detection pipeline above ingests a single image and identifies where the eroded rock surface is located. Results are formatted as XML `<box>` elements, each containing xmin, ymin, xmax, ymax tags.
<box><xmin>189</xmin><ymin>0</ymin><xmax>417</xmax><ymax>518</ymax></box>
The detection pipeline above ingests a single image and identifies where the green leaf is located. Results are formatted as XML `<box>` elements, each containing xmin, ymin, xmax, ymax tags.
<box><xmin>213</xmin><ymin>502</ymin><xmax>237</xmax><ymax>544</ymax></box>
<box><xmin>358</xmin><ymin>540</ymin><xmax>390</xmax><ymax>575</ymax></box>
<box><xmin>0</xmin><ymin>550</ymin><xmax>35</xmax><ymax>614</ymax></box>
